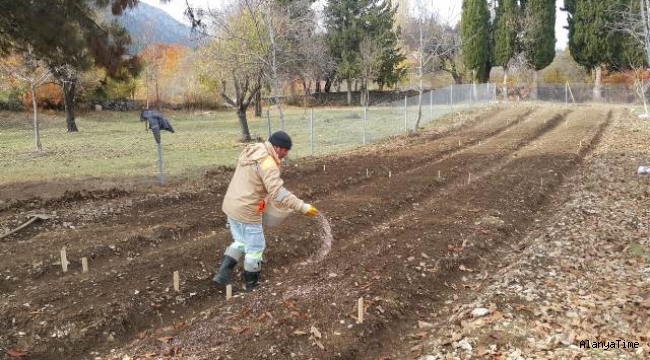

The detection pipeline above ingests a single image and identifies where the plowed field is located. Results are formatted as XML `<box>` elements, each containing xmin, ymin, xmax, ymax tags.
<box><xmin>1</xmin><ymin>105</ymin><xmax>628</xmax><ymax>360</ymax></box>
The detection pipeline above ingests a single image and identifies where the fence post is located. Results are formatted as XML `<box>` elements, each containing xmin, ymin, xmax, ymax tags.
<box><xmin>450</xmin><ymin>84</ymin><xmax>453</xmax><ymax>110</ymax></box>
<box><xmin>363</xmin><ymin>105</ymin><xmax>367</xmax><ymax>145</ymax></box>
<box><xmin>157</xmin><ymin>142</ymin><xmax>165</xmax><ymax>185</ymax></box>
<box><xmin>404</xmin><ymin>95</ymin><xmax>408</xmax><ymax>131</ymax></box>
<box><xmin>486</xmin><ymin>83</ymin><xmax>489</xmax><ymax>103</ymax></box>
<box><xmin>310</xmin><ymin>108</ymin><xmax>314</xmax><ymax>155</ymax></box>
<box><xmin>470</xmin><ymin>83</ymin><xmax>473</xmax><ymax>107</ymax></box>
<box><xmin>565</xmin><ymin>83</ymin><xmax>568</xmax><ymax>104</ymax></box>
<box><xmin>266</xmin><ymin>109</ymin><xmax>272</xmax><ymax>138</ymax></box>
<box><xmin>430</xmin><ymin>90</ymin><xmax>434</xmax><ymax>118</ymax></box>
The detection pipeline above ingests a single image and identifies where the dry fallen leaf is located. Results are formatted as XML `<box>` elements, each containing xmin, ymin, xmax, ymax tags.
<box><xmin>6</xmin><ymin>349</ymin><xmax>29</xmax><ymax>358</ymax></box>
<box><xmin>310</xmin><ymin>325</ymin><xmax>322</xmax><ymax>339</ymax></box>
<box><xmin>156</xmin><ymin>336</ymin><xmax>173</xmax><ymax>343</ymax></box>
<box><xmin>314</xmin><ymin>339</ymin><xmax>325</xmax><ymax>350</ymax></box>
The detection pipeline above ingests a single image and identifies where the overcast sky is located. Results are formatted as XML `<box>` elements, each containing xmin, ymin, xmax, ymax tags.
<box><xmin>140</xmin><ymin>0</ymin><xmax>569</xmax><ymax>50</ymax></box>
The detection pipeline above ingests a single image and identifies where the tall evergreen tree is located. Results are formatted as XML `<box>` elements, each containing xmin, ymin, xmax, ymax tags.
<box><xmin>461</xmin><ymin>0</ymin><xmax>491</xmax><ymax>82</ymax></box>
<box><xmin>523</xmin><ymin>0</ymin><xmax>555</xmax><ymax>99</ymax></box>
<box><xmin>325</xmin><ymin>0</ymin><xmax>405</xmax><ymax>104</ymax></box>
<box><xmin>525</xmin><ymin>0</ymin><xmax>556</xmax><ymax>70</ymax></box>
<box><xmin>493</xmin><ymin>0</ymin><xmax>519</xmax><ymax>98</ymax></box>
<box><xmin>567</xmin><ymin>0</ymin><xmax>643</xmax><ymax>99</ymax></box>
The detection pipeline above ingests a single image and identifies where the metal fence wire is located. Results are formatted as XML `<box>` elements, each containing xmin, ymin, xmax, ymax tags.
<box><xmin>9</xmin><ymin>80</ymin><xmax>646</xmax><ymax>186</ymax></box>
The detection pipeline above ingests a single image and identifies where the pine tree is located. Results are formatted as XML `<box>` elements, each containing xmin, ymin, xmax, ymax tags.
<box><xmin>0</xmin><ymin>0</ymin><xmax>139</xmax><ymax>132</ymax></box>
<box><xmin>461</xmin><ymin>0</ymin><xmax>491</xmax><ymax>82</ymax></box>
<box><xmin>325</xmin><ymin>0</ymin><xmax>405</xmax><ymax>104</ymax></box>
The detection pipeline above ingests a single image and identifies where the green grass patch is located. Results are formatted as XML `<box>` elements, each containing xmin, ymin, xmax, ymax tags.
<box><xmin>0</xmin><ymin>104</ymin><xmax>471</xmax><ymax>186</ymax></box>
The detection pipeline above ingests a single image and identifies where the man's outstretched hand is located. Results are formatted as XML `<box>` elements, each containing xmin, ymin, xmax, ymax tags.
<box><xmin>301</xmin><ymin>203</ymin><xmax>319</xmax><ymax>217</ymax></box>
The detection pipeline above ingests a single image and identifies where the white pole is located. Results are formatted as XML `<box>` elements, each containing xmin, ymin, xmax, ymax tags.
<box><xmin>310</xmin><ymin>108</ymin><xmax>314</xmax><ymax>155</ymax></box>
<box><xmin>358</xmin><ymin>297</ymin><xmax>364</xmax><ymax>324</ymax></box>
<box><xmin>450</xmin><ymin>84</ymin><xmax>454</xmax><ymax>110</ymax></box>
<box><xmin>157</xmin><ymin>142</ymin><xmax>165</xmax><ymax>186</ymax></box>
<box><xmin>363</xmin><ymin>106</ymin><xmax>367</xmax><ymax>145</ymax></box>
<box><xmin>266</xmin><ymin>109</ymin><xmax>272</xmax><ymax>138</ymax></box>
<box><xmin>404</xmin><ymin>95</ymin><xmax>408</xmax><ymax>131</ymax></box>
<box><xmin>60</xmin><ymin>247</ymin><xmax>68</xmax><ymax>273</ymax></box>
<box><xmin>430</xmin><ymin>90</ymin><xmax>434</xmax><ymax>118</ymax></box>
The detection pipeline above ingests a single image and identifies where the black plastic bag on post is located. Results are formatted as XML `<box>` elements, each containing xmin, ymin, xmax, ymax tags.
<box><xmin>140</xmin><ymin>109</ymin><xmax>175</xmax><ymax>144</ymax></box>
<box><xmin>140</xmin><ymin>110</ymin><xmax>175</xmax><ymax>184</ymax></box>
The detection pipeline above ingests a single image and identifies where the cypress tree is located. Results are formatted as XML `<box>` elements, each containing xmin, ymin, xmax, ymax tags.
<box><xmin>461</xmin><ymin>0</ymin><xmax>491</xmax><ymax>83</ymax></box>
<box><xmin>493</xmin><ymin>0</ymin><xmax>519</xmax><ymax>98</ymax></box>
<box><xmin>525</xmin><ymin>0</ymin><xmax>556</xmax><ymax>71</ymax></box>
<box><xmin>567</xmin><ymin>0</ymin><xmax>644</xmax><ymax>99</ymax></box>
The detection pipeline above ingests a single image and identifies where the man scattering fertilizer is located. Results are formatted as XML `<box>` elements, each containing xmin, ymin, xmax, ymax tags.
<box><xmin>213</xmin><ymin>131</ymin><xmax>319</xmax><ymax>291</ymax></box>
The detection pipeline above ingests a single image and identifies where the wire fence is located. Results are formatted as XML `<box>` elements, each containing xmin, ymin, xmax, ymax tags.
<box><xmin>0</xmin><ymin>83</ymin><xmax>492</xmax><ymax>187</ymax></box>
<box><xmin>498</xmin><ymin>82</ymin><xmax>642</xmax><ymax>104</ymax></box>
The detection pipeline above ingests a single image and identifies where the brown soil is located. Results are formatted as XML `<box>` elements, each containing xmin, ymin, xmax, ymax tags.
<box><xmin>0</xmin><ymin>104</ymin><xmax>634</xmax><ymax>360</ymax></box>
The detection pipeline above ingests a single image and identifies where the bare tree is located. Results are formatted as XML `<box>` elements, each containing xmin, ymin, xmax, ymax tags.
<box><xmin>358</xmin><ymin>37</ymin><xmax>381</xmax><ymax>107</ymax></box>
<box><xmin>0</xmin><ymin>52</ymin><xmax>59</xmax><ymax>151</ymax></box>
<box><xmin>403</xmin><ymin>5</ymin><xmax>460</xmax><ymax>131</ymax></box>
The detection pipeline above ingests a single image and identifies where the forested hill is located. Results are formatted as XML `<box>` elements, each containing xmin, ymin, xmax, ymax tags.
<box><xmin>98</xmin><ymin>2</ymin><xmax>194</xmax><ymax>53</ymax></box>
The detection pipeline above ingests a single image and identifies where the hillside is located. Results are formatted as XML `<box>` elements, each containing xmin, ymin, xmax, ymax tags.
<box><xmin>98</xmin><ymin>2</ymin><xmax>195</xmax><ymax>54</ymax></box>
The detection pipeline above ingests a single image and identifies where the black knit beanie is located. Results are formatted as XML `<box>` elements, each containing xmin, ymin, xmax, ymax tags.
<box><xmin>269</xmin><ymin>131</ymin><xmax>292</xmax><ymax>150</ymax></box>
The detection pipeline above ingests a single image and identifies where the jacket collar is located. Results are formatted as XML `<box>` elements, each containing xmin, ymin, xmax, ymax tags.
<box><xmin>264</xmin><ymin>141</ymin><xmax>282</xmax><ymax>167</ymax></box>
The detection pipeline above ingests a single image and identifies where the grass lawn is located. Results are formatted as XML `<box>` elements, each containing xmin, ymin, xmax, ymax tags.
<box><xmin>0</xmin><ymin>103</ymin><xmax>473</xmax><ymax>186</ymax></box>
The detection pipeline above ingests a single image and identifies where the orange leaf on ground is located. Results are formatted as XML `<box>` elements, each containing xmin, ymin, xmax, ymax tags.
<box><xmin>6</xmin><ymin>349</ymin><xmax>28</xmax><ymax>358</ymax></box>
<box><xmin>156</xmin><ymin>336</ymin><xmax>173</xmax><ymax>343</ymax></box>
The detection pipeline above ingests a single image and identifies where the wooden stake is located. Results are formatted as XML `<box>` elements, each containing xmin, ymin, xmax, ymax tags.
<box><xmin>173</xmin><ymin>271</ymin><xmax>180</xmax><ymax>292</ymax></box>
<box><xmin>81</xmin><ymin>257</ymin><xmax>88</xmax><ymax>273</ymax></box>
<box><xmin>323</xmin><ymin>164</ymin><xmax>326</xmax><ymax>172</ymax></box>
<box><xmin>226</xmin><ymin>284</ymin><xmax>233</xmax><ymax>300</ymax></box>
<box><xmin>458</xmin><ymin>139</ymin><xmax>461</xmax><ymax>146</ymax></box>
<box><xmin>388</xmin><ymin>170</ymin><xmax>392</xmax><ymax>178</ymax></box>
<box><xmin>358</xmin><ymin>297</ymin><xmax>364</xmax><ymax>324</ymax></box>
<box><xmin>60</xmin><ymin>247</ymin><xmax>68</xmax><ymax>273</ymax></box>
<box><xmin>366</xmin><ymin>168</ymin><xmax>369</xmax><ymax>177</ymax></box>
<box><xmin>468</xmin><ymin>173</ymin><xmax>472</xmax><ymax>184</ymax></box>
<box><xmin>437</xmin><ymin>170</ymin><xmax>441</xmax><ymax>180</ymax></box>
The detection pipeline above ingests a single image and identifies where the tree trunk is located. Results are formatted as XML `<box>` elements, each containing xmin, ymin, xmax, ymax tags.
<box><xmin>593</xmin><ymin>66</ymin><xmax>602</xmax><ymax>101</ymax></box>
<box><xmin>62</xmin><ymin>79</ymin><xmax>78</xmax><ymax>132</ymax></box>
<box><xmin>31</xmin><ymin>84</ymin><xmax>42</xmax><ymax>151</ymax></box>
<box><xmin>254</xmin><ymin>90</ymin><xmax>262</xmax><ymax>117</ymax></box>
<box><xmin>237</xmin><ymin>108</ymin><xmax>252</xmax><ymax>142</ymax></box>
<box><xmin>155</xmin><ymin>78</ymin><xmax>160</xmax><ymax>109</ymax></box>
<box><xmin>324</xmin><ymin>77</ymin><xmax>332</xmax><ymax>93</ymax></box>
<box><xmin>346</xmin><ymin>78</ymin><xmax>352</xmax><ymax>106</ymax></box>
<box><xmin>315</xmin><ymin>79</ymin><xmax>321</xmax><ymax>93</ymax></box>
<box><xmin>354</xmin><ymin>79</ymin><xmax>358</xmax><ymax>92</ymax></box>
